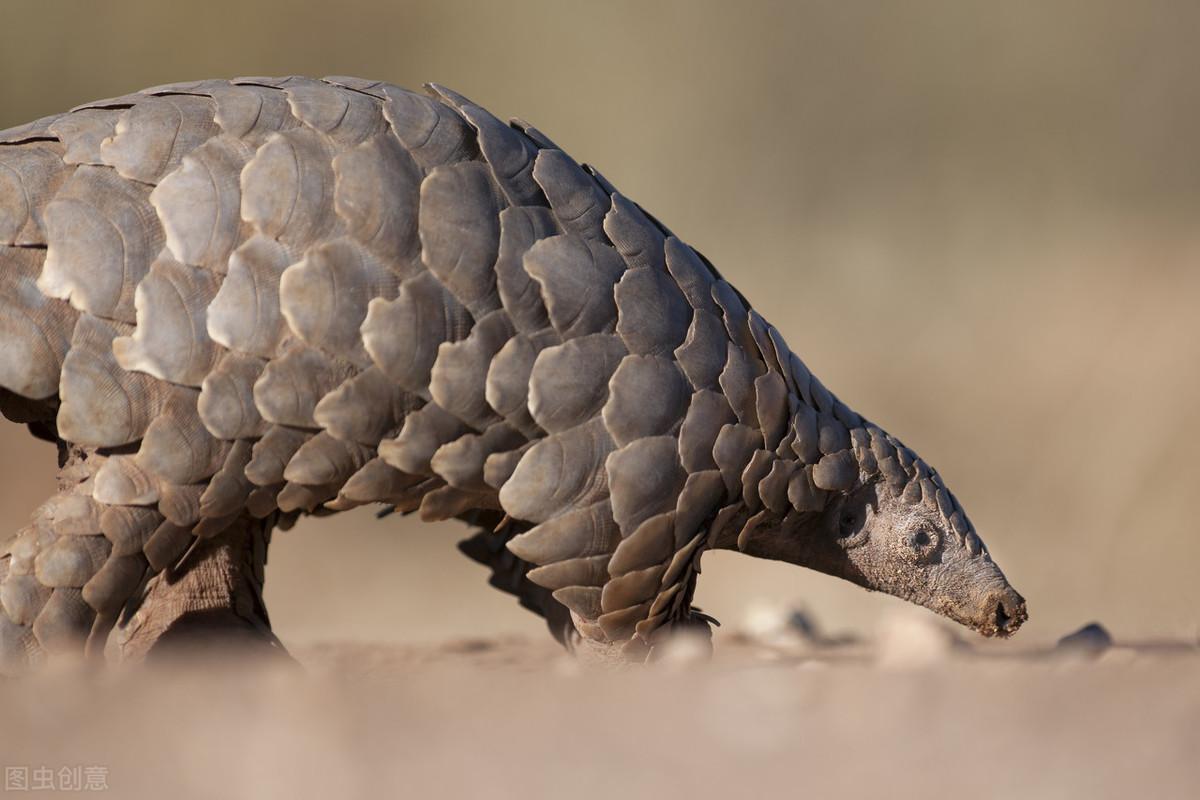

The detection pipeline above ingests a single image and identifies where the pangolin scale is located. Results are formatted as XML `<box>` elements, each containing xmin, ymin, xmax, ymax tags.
<box><xmin>0</xmin><ymin>76</ymin><xmax>1026</xmax><ymax>672</ymax></box>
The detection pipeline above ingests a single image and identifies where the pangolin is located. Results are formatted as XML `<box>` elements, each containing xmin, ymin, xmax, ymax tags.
<box><xmin>0</xmin><ymin>76</ymin><xmax>1027</xmax><ymax>671</ymax></box>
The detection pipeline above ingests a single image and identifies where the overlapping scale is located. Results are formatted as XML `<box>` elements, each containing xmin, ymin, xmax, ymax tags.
<box><xmin>0</xmin><ymin>246</ymin><xmax>76</xmax><ymax>399</ymax></box>
<box><xmin>100</xmin><ymin>94</ymin><xmax>220</xmax><ymax>184</ymax></box>
<box><xmin>0</xmin><ymin>142</ymin><xmax>68</xmax><ymax>246</ymax></box>
<box><xmin>39</xmin><ymin>166</ymin><xmax>164</xmax><ymax>322</ymax></box>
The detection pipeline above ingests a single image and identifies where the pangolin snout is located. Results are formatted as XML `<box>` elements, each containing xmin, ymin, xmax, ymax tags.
<box><xmin>981</xmin><ymin>587</ymin><xmax>1027</xmax><ymax>637</ymax></box>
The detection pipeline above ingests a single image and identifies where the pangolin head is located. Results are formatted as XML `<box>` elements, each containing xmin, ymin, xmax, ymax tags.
<box><xmin>739</xmin><ymin>428</ymin><xmax>1027</xmax><ymax>638</ymax></box>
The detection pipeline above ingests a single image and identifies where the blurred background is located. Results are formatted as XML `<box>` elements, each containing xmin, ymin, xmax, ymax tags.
<box><xmin>1</xmin><ymin>0</ymin><xmax>1197</xmax><ymax>647</ymax></box>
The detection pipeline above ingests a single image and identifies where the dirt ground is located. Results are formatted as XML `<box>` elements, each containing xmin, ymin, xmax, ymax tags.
<box><xmin>1</xmin><ymin>614</ymin><xmax>1196</xmax><ymax>800</ymax></box>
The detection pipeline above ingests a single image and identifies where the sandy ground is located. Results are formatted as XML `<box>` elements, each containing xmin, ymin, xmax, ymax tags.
<box><xmin>0</xmin><ymin>615</ymin><xmax>1196</xmax><ymax>800</ymax></box>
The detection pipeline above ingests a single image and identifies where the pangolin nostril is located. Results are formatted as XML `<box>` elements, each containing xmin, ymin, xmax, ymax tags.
<box><xmin>994</xmin><ymin>600</ymin><xmax>1011</xmax><ymax>632</ymax></box>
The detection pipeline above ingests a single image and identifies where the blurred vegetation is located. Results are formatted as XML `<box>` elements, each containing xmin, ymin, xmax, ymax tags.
<box><xmin>1</xmin><ymin>0</ymin><xmax>1198</xmax><ymax>643</ymax></box>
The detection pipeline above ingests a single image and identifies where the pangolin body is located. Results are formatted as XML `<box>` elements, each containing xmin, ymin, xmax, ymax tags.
<box><xmin>0</xmin><ymin>77</ymin><xmax>1018</xmax><ymax>672</ymax></box>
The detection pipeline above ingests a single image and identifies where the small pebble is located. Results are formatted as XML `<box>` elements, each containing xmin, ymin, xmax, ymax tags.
<box><xmin>1055</xmin><ymin>622</ymin><xmax>1112</xmax><ymax>656</ymax></box>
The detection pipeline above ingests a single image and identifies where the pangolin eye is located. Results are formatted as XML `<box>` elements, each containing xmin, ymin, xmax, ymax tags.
<box><xmin>907</xmin><ymin>528</ymin><xmax>940</xmax><ymax>562</ymax></box>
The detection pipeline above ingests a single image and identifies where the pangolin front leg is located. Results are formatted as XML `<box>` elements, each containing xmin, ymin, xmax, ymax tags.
<box><xmin>0</xmin><ymin>430</ymin><xmax>281</xmax><ymax>672</ymax></box>
<box><xmin>111</xmin><ymin>512</ymin><xmax>282</xmax><ymax>664</ymax></box>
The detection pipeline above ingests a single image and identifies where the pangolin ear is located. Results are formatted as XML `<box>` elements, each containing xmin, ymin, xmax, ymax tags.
<box><xmin>829</xmin><ymin>483</ymin><xmax>878</xmax><ymax>543</ymax></box>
